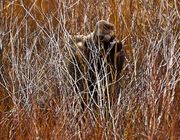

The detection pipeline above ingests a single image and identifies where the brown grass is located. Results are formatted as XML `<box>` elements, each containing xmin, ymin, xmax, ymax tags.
<box><xmin>0</xmin><ymin>0</ymin><xmax>179</xmax><ymax>139</ymax></box>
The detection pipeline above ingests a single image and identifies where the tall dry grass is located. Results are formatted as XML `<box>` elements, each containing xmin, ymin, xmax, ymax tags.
<box><xmin>0</xmin><ymin>0</ymin><xmax>179</xmax><ymax>139</ymax></box>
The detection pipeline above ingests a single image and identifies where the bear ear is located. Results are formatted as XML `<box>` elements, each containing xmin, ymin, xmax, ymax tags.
<box><xmin>95</xmin><ymin>20</ymin><xmax>114</xmax><ymax>30</ymax></box>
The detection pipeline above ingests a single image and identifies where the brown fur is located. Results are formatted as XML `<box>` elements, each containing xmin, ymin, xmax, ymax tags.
<box><xmin>64</xmin><ymin>20</ymin><xmax>124</xmax><ymax>109</ymax></box>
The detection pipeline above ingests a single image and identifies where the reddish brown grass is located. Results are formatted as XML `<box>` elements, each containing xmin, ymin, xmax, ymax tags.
<box><xmin>0</xmin><ymin>0</ymin><xmax>179</xmax><ymax>139</ymax></box>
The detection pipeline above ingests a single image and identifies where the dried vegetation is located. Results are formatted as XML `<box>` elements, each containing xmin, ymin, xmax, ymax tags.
<box><xmin>0</xmin><ymin>0</ymin><xmax>179</xmax><ymax>139</ymax></box>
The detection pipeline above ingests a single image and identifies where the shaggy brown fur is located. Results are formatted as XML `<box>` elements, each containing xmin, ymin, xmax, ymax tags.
<box><xmin>64</xmin><ymin>20</ymin><xmax>124</xmax><ymax>109</ymax></box>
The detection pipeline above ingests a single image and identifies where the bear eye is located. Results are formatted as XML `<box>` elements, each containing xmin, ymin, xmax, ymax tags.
<box><xmin>103</xmin><ymin>25</ymin><xmax>109</xmax><ymax>30</ymax></box>
<box><xmin>98</xmin><ymin>35</ymin><xmax>104</xmax><ymax>41</ymax></box>
<box><xmin>103</xmin><ymin>24</ymin><xmax>114</xmax><ymax>30</ymax></box>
